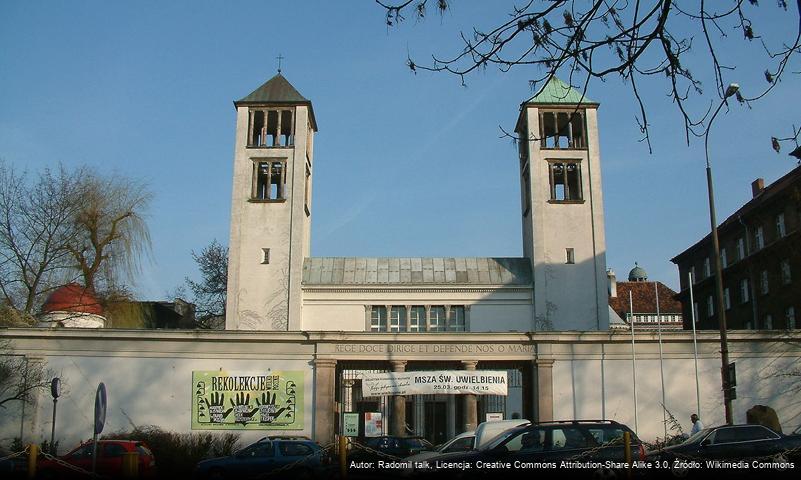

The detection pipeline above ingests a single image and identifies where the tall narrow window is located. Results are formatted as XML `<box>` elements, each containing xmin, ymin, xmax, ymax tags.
<box><xmin>737</xmin><ymin>237</ymin><xmax>746</xmax><ymax>260</ymax></box>
<box><xmin>740</xmin><ymin>278</ymin><xmax>750</xmax><ymax>303</ymax></box>
<box><xmin>764</xmin><ymin>314</ymin><xmax>773</xmax><ymax>330</ymax></box>
<box><xmin>389</xmin><ymin>306</ymin><xmax>406</xmax><ymax>332</ymax></box>
<box><xmin>252</xmin><ymin>160</ymin><xmax>286</xmax><ymax>200</ymax></box>
<box><xmin>776</xmin><ymin>213</ymin><xmax>786</xmax><ymax>238</ymax></box>
<box><xmin>787</xmin><ymin>306</ymin><xmax>796</xmax><ymax>330</ymax></box>
<box><xmin>781</xmin><ymin>260</ymin><xmax>792</xmax><ymax>284</ymax></box>
<box><xmin>692</xmin><ymin>302</ymin><xmax>699</xmax><ymax>323</ymax></box>
<box><xmin>760</xmin><ymin>270</ymin><xmax>769</xmax><ymax>295</ymax></box>
<box><xmin>448</xmin><ymin>306</ymin><xmax>466</xmax><ymax>332</ymax></box>
<box><xmin>755</xmin><ymin>226</ymin><xmax>765</xmax><ymax>250</ymax></box>
<box><xmin>429</xmin><ymin>306</ymin><xmax>446</xmax><ymax>332</ymax></box>
<box><xmin>724</xmin><ymin>288</ymin><xmax>731</xmax><ymax>310</ymax></box>
<box><xmin>703</xmin><ymin>257</ymin><xmax>711</xmax><ymax>278</ymax></box>
<box><xmin>706</xmin><ymin>296</ymin><xmax>714</xmax><ymax>318</ymax></box>
<box><xmin>521</xmin><ymin>163</ymin><xmax>531</xmax><ymax>216</ymax></box>
<box><xmin>566</xmin><ymin>248</ymin><xmax>575</xmax><ymax>264</ymax></box>
<box><xmin>370</xmin><ymin>306</ymin><xmax>387</xmax><ymax>332</ymax></box>
<box><xmin>720</xmin><ymin>248</ymin><xmax>728</xmax><ymax>268</ymax></box>
<box><xmin>409</xmin><ymin>306</ymin><xmax>425</xmax><ymax>332</ymax></box>
<box><xmin>304</xmin><ymin>164</ymin><xmax>311</xmax><ymax>216</ymax></box>
<box><xmin>549</xmin><ymin>161</ymin><xmax>582</xmax><ymax>201</ymax></box>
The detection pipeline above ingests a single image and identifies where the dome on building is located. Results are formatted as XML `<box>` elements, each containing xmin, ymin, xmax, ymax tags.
<box><xmin>43</xmin><ymin>283</ymin><xmax>103</xmax><ymax>315</ymax></box>
<box><xmin>628</xmin><ymin>262</ymin><xmax>648</xmax><ymax>282</ymax></box>
<box><xmin>39</xmin><ymin>283</ymin><xmax>106</xmax><ymax>328</ymax></box>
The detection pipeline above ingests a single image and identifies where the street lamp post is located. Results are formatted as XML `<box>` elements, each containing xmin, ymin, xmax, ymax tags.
<box><xmin>704</xmin><ymin>83</ymin><xmax>739</xmax><ymax>425</ymax></box>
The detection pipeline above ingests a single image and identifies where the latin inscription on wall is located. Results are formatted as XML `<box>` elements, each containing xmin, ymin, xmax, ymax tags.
<box><xmin>327</xmin><ymin>343</ymin><xmax>534</xmax><ymax>356</ymax></box>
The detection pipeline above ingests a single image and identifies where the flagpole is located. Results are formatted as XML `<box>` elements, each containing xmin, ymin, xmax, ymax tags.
<box><xmin>629</xmin><ymin>291</ymin><xmax>639</xmax><ymax>435</ymax></box>
<box><xmin>689</xmin><ymin>271</ymin><xmax>701</xmax><ymax>418</ymax></box>
<box><xmin>655</xmin><ymin>282</ymin><xmax>667</xmax><ymax>440</ymax></box>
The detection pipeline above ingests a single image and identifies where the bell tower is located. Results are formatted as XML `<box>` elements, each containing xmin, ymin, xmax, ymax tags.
<box><xmin>226</xmin><ymin>73</ymin><xmax>317</xmax><ymax>330</ymax></box>
<box><xmin>516</xmin><ymin>77</ymin><xmax>608</xmax><ymax>330</ymax></box>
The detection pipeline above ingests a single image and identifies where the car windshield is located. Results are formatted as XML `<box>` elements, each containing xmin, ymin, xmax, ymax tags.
<box><xmin>683</xmin><ymin>428</ymin><xmax>712</xmax><ymax>445</ymax></box>
<box><xmin>482</xmin><ymin>426</ymin><xmax>527</xmax><ymax>451</ymax></box>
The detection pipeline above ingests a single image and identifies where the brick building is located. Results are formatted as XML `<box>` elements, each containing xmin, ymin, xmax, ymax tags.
<box><xmin>671</xmin><ymin>166</ymin><xmax>801</xmax><ymax>330</ymax></box>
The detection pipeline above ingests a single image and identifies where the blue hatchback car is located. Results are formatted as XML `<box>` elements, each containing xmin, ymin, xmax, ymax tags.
<box><xmin>194</xmin><ymin>437</ymin><xmax>327</xmax><ymax>479</ymax></box>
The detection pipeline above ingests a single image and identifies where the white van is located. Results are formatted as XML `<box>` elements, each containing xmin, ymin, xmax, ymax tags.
<box><xmin>474</xmin><ymin>418</ymin><xmax>530</xmax><ymax>449</ymax></box>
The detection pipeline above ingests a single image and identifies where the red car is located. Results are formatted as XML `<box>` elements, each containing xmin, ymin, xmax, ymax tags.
<box><xmin>38</xmin><ymin>440</ymin><xmax>157</xmax><ymax>479</ymax></box>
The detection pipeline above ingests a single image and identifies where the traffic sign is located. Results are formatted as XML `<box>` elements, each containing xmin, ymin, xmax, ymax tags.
<box><xmin>94</xmin><ymin>382</ymin><xmax>107</xmax><ymax>435</ymax></box>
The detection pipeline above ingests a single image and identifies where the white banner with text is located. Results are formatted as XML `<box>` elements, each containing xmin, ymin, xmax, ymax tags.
<box><xmin>361</xmin><ymin>370</ymin><xmax>508</xmax><ymax>396</ymax></box>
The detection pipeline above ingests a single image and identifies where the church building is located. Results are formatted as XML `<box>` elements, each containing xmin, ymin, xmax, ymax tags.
<box><xmin>224</xmin><ymin>73</ymin><xmax>609</xmax><ymax>443</ymax></box>
<box><xmin>4</xmin><ymin>73</ymin><xmax>799</xmax><ymax>450</ymax></box>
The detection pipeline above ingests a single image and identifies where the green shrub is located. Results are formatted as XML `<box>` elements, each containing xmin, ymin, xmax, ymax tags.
<box><xmin>104</xmin><ymin>425</ymin><xmax>240</xmax><ymax>476</ymax></box>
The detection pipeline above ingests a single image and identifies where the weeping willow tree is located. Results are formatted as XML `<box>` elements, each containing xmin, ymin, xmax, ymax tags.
<box><xmin>68</xmin><ymin>171</ymin><xmax>152</xmax><ymax>294</ymax></box>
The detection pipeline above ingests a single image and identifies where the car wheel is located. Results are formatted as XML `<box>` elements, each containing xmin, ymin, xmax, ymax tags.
<box><xmin>592</xmin><ymin>467</ymin><xmax>618</xmax><ymax>480</ymax></box>
<box><xmin>208</xmin><ymin>467</ymin><xmax>226</xmax><ymax>480</ymax></box>
<box><xmin>37</xmin><ymin>469</ymin><xmax>56</xmax><ymax>480</ymax></box>
<box><xmin>771</xmin><ymin>453</ymin><xmax>789</xmax><ymax>471</ymax></box>
<box><xmin>670</xmin><ymin>462</ymin><xmax>689</xmax><ymax>478</ymax></box>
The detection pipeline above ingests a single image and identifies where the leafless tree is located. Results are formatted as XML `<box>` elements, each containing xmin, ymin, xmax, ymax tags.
<box><xmin>185</xmin><ymin>239</ymin><xmax>228</xmax><ymax>329</ymax></box>
<box><xmin>378</xmin><ymin>0</ymin><xmax>801</xmax><ymax>152</ymax></box>
<box><xmin>0</xmin><ymin>162</ymin><xmax>152</xmax><ymax>315</ymax></box>
<box><xmin>69</xmin><ymin>171</ymin><xmax>152</xmax><ymax>294</ymax></box>
<box><xmin>0</xmin><ymin>162</ymin><xmax>83</xmax><ymax>314</ymax></box>
<box><xmin>0</xmin><ymin>340</ymin><xmax>51</xmax><ymax>409</ymax></box>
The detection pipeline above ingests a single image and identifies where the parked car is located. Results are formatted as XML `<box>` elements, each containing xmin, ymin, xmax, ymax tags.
<box><xmin>403</xmin><ymin>431</ymin><xmax>475</xmax><ymax>476</ymax></box>
<box><xmin>473</xmin><ymin>419</ymin><xmax>530</xmax><ymax>449</ymax></box>
<box><xmin>194</xmin><ymin>437</ymin><xmax>327</xmax><ymax>479</ymax></box>
<box><xmin>0</xmin><ymin>448</ymin><xmax>27</xmax><ymax>479</ymax></box>
<box><xmin>420</xmin><ymin>420</ymin><xmax>645</xmax><ymax>477</ymax></box>
<box><xmin>647</xmin><ymin>424</ymin><xmax>801</xmax><ymax>476</ymax></box>
<box><xmin>37</xmin><ymin>440</ymin><xmax>157</xmax><ymax>479</ymax></box>
<box><xmin>402</xmin><ymin>419</ymin><xmax>530</xmax><ymax>469</ymax></box>
<box><xmin>349</xmin><ymin>435</ymin><xmax>433</xmax><ymax>462</ymax></box>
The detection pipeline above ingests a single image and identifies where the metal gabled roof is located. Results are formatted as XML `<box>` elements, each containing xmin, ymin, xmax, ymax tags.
<box><xmin>236</xmin><ymin>73</ymin><xmax>308</xmax><ymax>104</ymax></box>
<box><xmin>235</xmin><ymin>73</ymin><xmax>317</xmax><ymax>130</ymax></box>
<box><xmin>302</xmin><ymin>257</ymin><xmax>532</xmax><ymax>286</ymax></box>
<box><xmin>524</xmin><ymin>76</ymin><xmax>597</xmax><ymax>106</ymax></box>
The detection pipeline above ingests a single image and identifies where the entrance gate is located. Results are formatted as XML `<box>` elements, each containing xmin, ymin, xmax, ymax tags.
<box><xmin>336</xmin><ymin>361</ymin><xmax>531</xmax><ymax>444</ymax></box>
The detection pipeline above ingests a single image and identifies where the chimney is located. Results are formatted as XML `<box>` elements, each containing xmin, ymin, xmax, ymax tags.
<box><xmin>751</xmin><ymin>178</ymin><xmax>765</xmax><ymax>198</ymax></box>
<box><xmin>607</xmin><ymin>268</ymin><xmax>617</xmax><ymax>298</ymax></box>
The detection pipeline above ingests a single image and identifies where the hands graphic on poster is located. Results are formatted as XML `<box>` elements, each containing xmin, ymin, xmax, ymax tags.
<box><xmin>255</xmin><ymin>392</ymin><xmax>288</xmax><ymax>424</ymax></box>
<box><xmin>204</xmin><ymin>392</ymin><xmax>233</xmax><ymax>423</ymax></box>
<box><xmin>192</xmin><ymin>371</ymin><xmax>303</xmax><ymax>429</ymax></box>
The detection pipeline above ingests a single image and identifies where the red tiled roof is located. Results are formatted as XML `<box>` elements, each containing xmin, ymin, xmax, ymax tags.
<box><xmin>608</xmin><ymin>281</ymin><xmax>681</xmax><ymax>318</ymax></box>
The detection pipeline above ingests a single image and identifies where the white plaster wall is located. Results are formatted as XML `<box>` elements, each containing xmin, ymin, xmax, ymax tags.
<box><xmin>524</xmin><ymin>106</ymin><xmax>608</xmax><ymax>332</ymax></box>
<box><xmin>551</xmin><ymin>354</ymin><xmax>801</xmax><ymax>442</ymax></box>
<box><xmin>0</xmin><ymin>355</ymin><xmax>315</xmax><ymax>450</ymax></box>
<box><xmin>227</xmin><ymin>105</ymin><xmax>312</xmax><ymax>331</ymax></box>
<box><xmin>470</xmin><ymin>304</ymin><xmax>533</xmax><ymax>332</ymax></box>
<box><xmin>302</xmin><ymin>304</ymin><xmax>365</xmax><ymax>331</ymax></box>
<box><xmin>302</xmin><ymin>288</ymin><xmax>534</xmax><ymax>332</ymax></box>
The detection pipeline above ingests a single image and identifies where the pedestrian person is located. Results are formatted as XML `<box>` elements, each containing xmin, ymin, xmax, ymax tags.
<box><xmin>690</xmin><ymin>414</ymin><xmax>705</xmax><ymax>435</ymax></box>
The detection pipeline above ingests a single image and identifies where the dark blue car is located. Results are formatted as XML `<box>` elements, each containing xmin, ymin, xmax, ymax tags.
<box><xmin>194</xmin><ymin>437</ymin><xmax>327</xmax><ymax>480</ymax></box>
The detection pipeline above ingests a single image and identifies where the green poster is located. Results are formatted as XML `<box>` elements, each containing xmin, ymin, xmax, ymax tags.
<box><xmin>191</xmin><ymin>370</ymin><xmax>303</xmax><ymax>430</ymax></box>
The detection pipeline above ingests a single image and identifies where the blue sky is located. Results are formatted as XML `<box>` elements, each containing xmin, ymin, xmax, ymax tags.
<box><xmin>1</xmin><ymin>1</ymin><xmax>799</xmax><ymax>299</ymax></box>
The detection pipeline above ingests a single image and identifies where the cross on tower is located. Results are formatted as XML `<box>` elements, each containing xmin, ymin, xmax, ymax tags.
<box><xmin>276</xmin><ymin>54</ymin><xmax>284</xmax><ymax>74</ymax></box>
